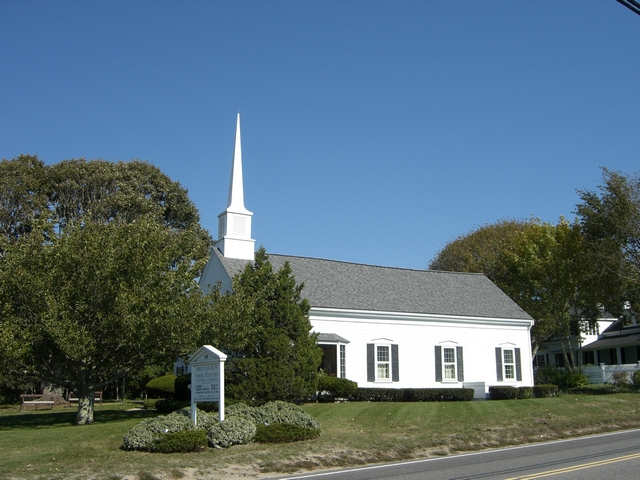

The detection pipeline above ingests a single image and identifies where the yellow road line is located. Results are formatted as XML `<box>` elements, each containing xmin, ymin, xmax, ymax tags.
<box><xmin>506</xmin><ymin>452</ymin><xmax>640</xmax><ymax>479</ymax></box>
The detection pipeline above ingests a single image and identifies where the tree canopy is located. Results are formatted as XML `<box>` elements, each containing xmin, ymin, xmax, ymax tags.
<box><xmin>577</xmin><ymin>168</ymin><xmax>640</xmax><ymax>321</ymax></box>
<box><xmin>0</xmin><ymin>155</ymin><xmax>213</xmax><ymax>424</ymax></box>
<box><xmin>205</xmin><ymin>247</ymin><xmax>322</xmax><ymax>404</ymax></box>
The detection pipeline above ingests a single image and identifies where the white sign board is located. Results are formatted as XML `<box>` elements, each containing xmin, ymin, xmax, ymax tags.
<box><xmin>192</xmin><ymin>363</ymin><xmax>220</xmax><ymax>402</ymax></box>
<box><xmin>188</xmin><ymin>345</ymin><xmax>227</xmax><ymax>425</ymax></box>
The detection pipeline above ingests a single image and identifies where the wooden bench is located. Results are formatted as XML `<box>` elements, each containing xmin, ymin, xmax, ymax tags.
<box><xmin>20</xmin><ymin>394</ymin><xmax>55</xmax><ymax>411</ymax></box>
<box><xmin>67</xmin><ymin>391</ymin><xmax>103</xmax><ymax>405</ymax></box>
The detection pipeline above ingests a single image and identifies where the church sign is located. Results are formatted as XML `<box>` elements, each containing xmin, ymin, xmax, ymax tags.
<box><xmin>189</xmin><ymin>345</ymin><xmax>227</xmax><ymax>425</ymax></box>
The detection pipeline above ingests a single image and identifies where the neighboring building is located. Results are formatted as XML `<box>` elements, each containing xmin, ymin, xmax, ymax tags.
<box><xmin>195</xmin><ymin>114</ymin><xmax>536</xmax><ymax>397</ymax></box>
<box><xmin>580</xmin><ymin>319</ymin><xmax>640</xmax><ymax>366</ymax></box>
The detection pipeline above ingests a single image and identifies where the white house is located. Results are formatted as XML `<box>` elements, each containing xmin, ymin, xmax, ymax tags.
<box><xmin>197</xmin><ymin>114</ymin><xmax>535</xmax><ymax>397</ymax></box>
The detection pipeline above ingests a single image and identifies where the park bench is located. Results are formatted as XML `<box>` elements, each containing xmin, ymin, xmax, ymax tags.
<box><xmin>20</xmin><ymin>394</ymin><xmax>55</xmax><ymax>411</ymax></box>
<box><xmin>67</xmin><ymin>391</ymin><xmax>103</xmax><ymax>405</ymax></box>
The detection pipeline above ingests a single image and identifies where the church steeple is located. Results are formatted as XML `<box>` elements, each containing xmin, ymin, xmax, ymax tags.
<box><xmin>213</xmin><ymin>113</ymin><xmax>255</xmax><ymax>260</ymax></box>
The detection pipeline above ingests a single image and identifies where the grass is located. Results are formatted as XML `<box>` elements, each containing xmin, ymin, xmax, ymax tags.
<box><xmin>2</xmin><ymin>395</ymin><xmax>640</xmax><ymax>479</ymax></box>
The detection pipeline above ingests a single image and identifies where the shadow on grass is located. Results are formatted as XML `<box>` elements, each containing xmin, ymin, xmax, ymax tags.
<box><xmin>0</xmin><ymin>406</ymin><xmax>158</xmax><ymax>430</ymax></box>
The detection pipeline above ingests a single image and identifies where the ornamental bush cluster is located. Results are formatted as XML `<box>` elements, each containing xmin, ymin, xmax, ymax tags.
<box><xmin>488</xmin><ymin>385</ymin><xmax>558</xmax><ymax>400</ymax></box>
<box><xmin>348</xmin><ymin>387</ymin><xmax>474</xmax><ymax>402</ymax></box>
<box><xmin>122</xmin><ymin>401</ymin><xmax>321</xmax><ymax>452</ymax></box>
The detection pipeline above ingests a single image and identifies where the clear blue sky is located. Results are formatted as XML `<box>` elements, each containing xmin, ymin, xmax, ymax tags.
<box><xmin>1</xmin><ymin>1</ymin><xmax>638</xmax><ymax>269</ymax></box>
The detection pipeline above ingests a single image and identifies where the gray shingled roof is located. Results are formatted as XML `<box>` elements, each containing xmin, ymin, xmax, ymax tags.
<box><xmin>214</xmin><ymin>249</ymin><xmax>533</xmax><ymax>321</ymax></box>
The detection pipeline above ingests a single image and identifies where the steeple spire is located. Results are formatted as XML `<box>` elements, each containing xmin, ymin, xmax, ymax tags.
<box><xmin>213</xmin><ymin>113</ymin><xmax>255</xmax><ymax>260</ymax></box>
<box><xmin>226</xmin><ymin>113</ymin><xmax>250</xmax><ymax>213</ymax></box>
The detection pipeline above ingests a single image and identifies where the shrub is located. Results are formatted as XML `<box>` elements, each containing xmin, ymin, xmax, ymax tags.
<box><xmin>122</xmin><ymin>410</ymin><xmax>193</xmax><ymax>451</ymax></box>
<box><xmin>254</xmin><ymin>401</ymin><xmax>321</xmax><ymax>430</ymax></box>
<box><xmin>254</xmin><ymin>423</ymin><xmax>320</xmax><ymax>443</ymax></box>
<box><xmin>349</xmin><ymin>388</ymin><xmax>405</xmax><ymax>402</ymax></box>
<box><xmin>517</xmin><ymin>387</ymin><xmax>534</xmax><ymax>399</ymax></box>
<box><xmin>489</xmin><ymin>386</ymin><xmax>518</xmax><ymax>400</ymax></box>
<box><xmin>122</xmin><ymin>407</ymin><xmax>216</xmax><ymax>451</ymax></box>
<box><xmin>534</xmin><ymin>367</ymin><xmax>589</xmax><ymax>391</ymax></box>
<box><xmin>154</xmin><ymin>430</ymin><xmax>207</xmax><ymax>453</ymax></box>
<box><xmin>207</xmin><ymin>416</ymin><xmax>256</xmax><ymax>448</ymax></box>
<box><xmin>174</xmin><ymin>374</ymin><xmax>191</xmax><ymax>401</ymax></box>
<box><xmin>348</xmin><ymin>388</ymin><xmax>473</xmax><ymax>402</ymax></box>
<box><xmin>316</xmin><ymin>376</ymin><xmax>358</xmax><ymax>400</ymax></box>
<box><xmin>566</xmin><ymin>384</ymin><xmax>626</xmax><ymax>395</ymax></box>
<box><xmin>155</xmin><ymin>399</ymin><xmax>190</xmax><ymax>414</ymax></box>
<box><xmin>143</xmin><ymin>398</ymin><xmax>160</xmax><ymax>410</ymax></box>
<box><xmin>633</xmin><ymin>370</ymin><xmax>640</xmax><ymax>389</ymax></box>
<box><xmin>533</xmin><ymin>385</ymin><xmax>559</xmax><ymax>398</ymax></box>
<box><xmin>611</xmin><ymin>371</ymin><xmax>630</xmax><ymax>387</ymax></box>
<box><xmin>404</xmin><ymin>388</ymin><xmax>474</xmax><ymax>402</ymax></box>
<box><xmin>145</xmin><ymin>374</ymin><xmax>177</xmax><ymax>399</ymax></box>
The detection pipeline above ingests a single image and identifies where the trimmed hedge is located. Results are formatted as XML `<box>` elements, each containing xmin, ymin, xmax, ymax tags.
<box><xmin>489</xmin><ymin>386</ymin><xmax>518</xmax><ymax>400</ymax></box>
<box><xmin>348</xmin><ymin>388</ymin><xmax>474</xmax><ymax>402</ymax></box>
<box><xmin>254</xmin><ymin>423</ymin><xmax>321</xmax><ymax>443</ymax></box>
<box><xmin>174</xmin><ymin>374</ymin><xmax>191</xmax><ymax>401</ymax></box>
<box><xmin>566</xmin><ymin>384</ymin><xmax>626</xmax><ymax>395</ymax></box>
<box><xmin>145</xmin><ymin>374</ymin><xmax>177</xmax><ymax>399</ymax></box>
<box><xmin>316</xmin><ymin>376</ymin><xmax>358</xmax><ymax>400</ymax></box>
<box><xmin>517</xmin><ymin>387</ymin><xmax>534</xmax><ymax>399</ymax></box>
<box><xmin>533</xmin><ymin>385</ymin><xmax>559</xmax><ymax>398</ymax></box>
<box><xmin>155</xmin><ymin>399</ymin><xmax>190</xmax><ymax>414</ymax></box>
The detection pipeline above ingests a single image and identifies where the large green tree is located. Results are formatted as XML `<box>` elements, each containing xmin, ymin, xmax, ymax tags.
<box><xmin>206</xmin><ymin>247</ymin><xmax>322</xmax><ymax>404</ymax></box>
<box><xmin>429</xmin><ymin>219</ymin><xmax>534</xmax><ymax>287</ymax></box>
<box><xmin>0</xmin><ymin>155</ymin><xmax>213</xmax><ymax>424</ymax></box>
<box><xmin>577</xmin><ymin>168</ymin><xmax>640</xmax><ymax>321</ymax></box>
<box><xmin>507</xmin><ymin>219</ymin><xmax>593</xmax><ymax>365</ymax></box>
<box><xmin>429</xmin><ymin>218</ymin><xmax>592</xmax><ymax>358</ymax></box>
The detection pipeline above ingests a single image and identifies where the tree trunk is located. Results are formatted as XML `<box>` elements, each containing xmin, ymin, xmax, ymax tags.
<box><xmin>76</xmin><ymin>393</ymin><xmax>95</xmax><ymax>425</ymax></box>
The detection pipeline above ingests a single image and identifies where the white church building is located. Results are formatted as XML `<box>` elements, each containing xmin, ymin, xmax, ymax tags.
<box><xmin>197</xmin><ymin>115</ymin><xmax>535</xmax><ymax>398</ymax></box>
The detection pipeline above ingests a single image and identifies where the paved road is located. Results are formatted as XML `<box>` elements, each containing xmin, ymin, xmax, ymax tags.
<box><xmin>278</xmin><ymin>429</ymin><xmax>640</xmax><ymax>480</ymax></box>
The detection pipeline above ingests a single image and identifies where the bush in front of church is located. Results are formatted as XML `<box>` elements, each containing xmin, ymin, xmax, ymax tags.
<box><xmin>316</xmin><ymin>376</ymin><xmax>358</xmax><ymax>402</ymax></box>
<box><xmin>145</xmin><ymin>374</ymin><xmax>177</xmax><ymax>399</ymax></box>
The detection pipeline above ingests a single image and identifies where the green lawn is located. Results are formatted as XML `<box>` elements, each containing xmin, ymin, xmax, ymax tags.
<box><xmin>2</xmin><ymin>395</ymin><xmax>640</xmax><ymax>480</ymax></box>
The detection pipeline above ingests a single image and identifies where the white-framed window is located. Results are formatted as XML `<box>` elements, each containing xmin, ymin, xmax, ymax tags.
<box><xmin>377</xmin><ymin>345</ymin><xmax>390</xmax><ymax>380</ymax></box>
<box><xmin>367</xmin><ymin>342</ymin><xmax>399</xmax><ymax>383</ymax></box>
<box><xmin>503</xmin><ymin>349</ymin><xmax>515</xmax><ymax>379</ymax></box>
<box><xmin>435</xmin><ymin>344</ymin><xmax>464</xmax><ymax>382</ymax></box>
<box><xmin>496</xmin><ymin>346</ymin><xmax>522</xmax><ymax>382</ymax></box>
<box><xmin>443</xmin><ymin>347</ymin><xmax>457</xmax><ymax>380</ymax></box>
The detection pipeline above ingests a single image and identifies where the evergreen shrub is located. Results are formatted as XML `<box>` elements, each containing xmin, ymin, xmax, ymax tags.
<box><xmin>174</xmin><ymin>374</ymin><xmax>191</xmax><ymax>401</ymax></box>
<box><xmin>489</xmin><ymin>386</ymin><xmax>518</xmax><ymax>400</ymax></box>
<box><xmin>532</xmin><ymin>385</ymin><xmax>558</xmax><ymax>398</ymax></box>
<box><xmin>633</xmin><ymin>370</ymin><xmax>640</xmax><ymax>389</ymax></box>
<box><xmin>154</xmin><ymin>430</ymin><xmax>207</xmax><ymax>453</ymax></box>
<box><xmin>349</xmin><ymin>388</ymin><xmax>473</xmax><ymax>402</ymax></box>
<box><xmin>155</xmin><ymin>399</ymin><xmax>190</xmax><ymax>413</ymax></box>
<box><xmin>253</xmin><ymin>423</ymin><xmax>321</xmax><ymax>443</ymax></box>
<box><xmin>206</xmin><ymin>416</ymin><xmax>256</xmax><ymax>448</ymax></box>
<box><xmin>566</xmin><ymin>384</ymin><xmax>626</xmax><ymax>395</ymax></box>
<box><xmin>534</xmin><ymin>366</ymin><xmax>589</xmax><ymax>391</ymax></box>
<box><xmin>517</xmin><ymin>387</ymin><xmax>534</xmax><ymax>399</ymax></box>
<box><xmin>145</xmin><ymin>374</ymin><xmax>177</xmax><ymax>399</ymax></box>
<box><xmin>316</xmin><ymin>376</ymin><xmax>358</xmax><ymax>400</ymax></box>
<box><xmin>143</xmin><ymin>398</ymin><xmax>160</xmax><ymax>410</ymax></box>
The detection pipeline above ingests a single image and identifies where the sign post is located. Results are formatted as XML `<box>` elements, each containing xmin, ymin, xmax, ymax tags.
<box><xmin>188</xmin><ymin>345</ymin><xmax>227</xmax><ymax>426</ymax></box>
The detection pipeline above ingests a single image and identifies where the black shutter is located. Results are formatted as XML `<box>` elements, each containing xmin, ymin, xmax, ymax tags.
<box><xmin>495</xmin><ymin>347</ymin><xmax>503</xmax><ymax>382</ymax></box>
<box><xmin>515</xmin><ymin>348</ymin><xmax>522</xmax><ymax>381</ymax></box>
<box><xmin>391</xmin><ymin>344</ymin><xmax>399</xmax><ymax>382</ymax></box>
<box><xmin>457</xmin><ymin>346</ymin><xmax>464</xmax><ymax>382</ymax></box>
<box><xmin>435</xmin><ymin>346</ymin><xmax>442</xmax><ymax>382</ymax></box>
<box><xmin>367</xmin><ymin>344</ymin><xmax>375</xmax><ymax>382</ymax></box>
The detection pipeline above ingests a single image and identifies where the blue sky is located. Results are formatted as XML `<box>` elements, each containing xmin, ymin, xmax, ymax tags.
<box><xmin>1</xmin><ymin>1</ymin><xmax>638</xmax><ymax>270</ymax></box>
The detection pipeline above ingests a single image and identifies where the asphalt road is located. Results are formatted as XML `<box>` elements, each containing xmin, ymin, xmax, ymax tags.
<box><xmin>278</xmin><ymin>429</ymin><xmax>640</xmax><ymax>480</ymax></box>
